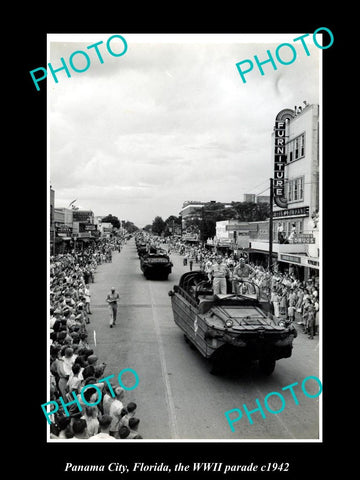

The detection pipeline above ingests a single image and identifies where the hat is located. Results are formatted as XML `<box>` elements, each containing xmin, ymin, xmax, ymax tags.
<box><xmin>87</xmin><ymin>354</ymin><xmax>98</xmax><ymax>364</ymax></box>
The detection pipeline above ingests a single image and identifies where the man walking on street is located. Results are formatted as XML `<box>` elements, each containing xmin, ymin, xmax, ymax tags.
<box><xmin>106</xmin><ymin>287</ymin><xmax>120</xmax><ymax>328</ymax></box>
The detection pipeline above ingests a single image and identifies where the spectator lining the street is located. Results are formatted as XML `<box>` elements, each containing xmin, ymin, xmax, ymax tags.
<box><xmin>49</xmin><ymin>240</ymin><xmax>142</xmax><ymax>440</ymax></box>
<box><xmin>88</xmin><ymin>415</ymin><xmax>118</xmax><ymax>441</ymax></box>
<box><xmin>109</xmin><ymin>387</ymin><xmax>125</xmax><ymax>437</ymax></box>
<box><xmin>128</xmin><ymin>417</ymin><xmax>142</xmax><ymax>439</ymax></box>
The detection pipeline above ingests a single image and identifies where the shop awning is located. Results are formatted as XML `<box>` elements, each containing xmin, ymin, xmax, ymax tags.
<box><xmin>278</xmin><ymin>253</ymin><xmax>320</xmax><ymax>269</ymax></box>
<box><xmin>248</xmin><ymin>248</ymin><xmax>277</xmax><ymax>256</ymax></box>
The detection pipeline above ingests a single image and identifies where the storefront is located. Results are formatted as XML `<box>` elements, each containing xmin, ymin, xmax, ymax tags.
<box><xmin>248</xmin><ymin>248</ymin><xmax>277</xmax><ymax>268</ymax></box>
<box><xmin>278</xmin><ymin>253</ymin><xmax>319</xmax><ymax>283</ymax></box>
<box><xmin>182</xmin><ymin>233</ymin><xmax>200</xmax><ymax>244</ymax></box>
<box><xmin>54</xmin><ymin>224</ymin><xmax>73</xmax><ymax>254</ymax></box>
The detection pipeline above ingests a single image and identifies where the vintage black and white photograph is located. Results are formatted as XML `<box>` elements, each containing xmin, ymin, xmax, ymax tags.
<box><xmin>46</xmin><ymin>32</ymin><xmax>324</xmax><ymax>443</ymax></box>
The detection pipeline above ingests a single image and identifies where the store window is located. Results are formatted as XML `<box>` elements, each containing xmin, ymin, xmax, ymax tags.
<box><xmin>287</xmin><ymin>133</ymin><xmax>305</xmax><ymax>162</ymax></box>
<box><xmin>286</xmin><ymin>176</ymin><xmax>305</xmax><ymax>203</ymax></box>
<box><xmin>276</xmin><ymin>219</ymin><xmax>304</xmax><ymax>240</ymax></box>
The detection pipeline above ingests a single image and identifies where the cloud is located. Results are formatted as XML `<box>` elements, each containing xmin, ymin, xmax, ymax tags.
<box><xmin>49</xmin><ymin>34</ymin><xmax>320</xmax><ymax>226</ymax></box>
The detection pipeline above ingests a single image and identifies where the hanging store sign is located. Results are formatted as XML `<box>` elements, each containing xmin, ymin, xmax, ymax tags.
<box><xmin>72</xmin><ymin>210</ymin><xmax>93</xmax><ymax>223</ymax></box>
<box><xmin>280</xmin><ymin>254</ymin><xmax>302</xmax><ymax>264</ymax></box>
<box><xmin>55</xmin><ymin>224</ymin><xmax>72</xmax><ymax>235</ymax></box>
<box><xmin>307</xmin><ymin>259</ymin><xmax>319</xmax><ymax>268</ymax></box>
<box><xmin>293</xmin><ymin>233</ymin><xmax>315</xmax><ymax>244</ymax></box>
<box><xmin>273</xmin><ymin>206</ymin><xmax>309</xmax><ymax>218</ymax></box>
<box><xmin>274</xmin><ymin>120</ymin><xmax>288</xmax><ymax>209</ymax></box>
<box><xmin>82</xmin><ymin>223</ymin><xmax>97</xmax><ymax>231</ymax></box>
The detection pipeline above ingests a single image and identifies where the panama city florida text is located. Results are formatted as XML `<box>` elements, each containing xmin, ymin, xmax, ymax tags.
<box><xmin>30</xmin><ymin>27</ymin><xmax>333</xmax><ymax>90</ymax></box>
<box><xmin>65</xmin><ymin>461</ymin><xmax>291</xmax><ymax>473</ymax></box>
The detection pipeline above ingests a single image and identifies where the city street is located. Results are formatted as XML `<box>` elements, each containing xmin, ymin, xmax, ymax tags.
<box><xmin>87</xmin><ymin>238</ymin><xmax>321</xmax><ymax>441</ymax></box>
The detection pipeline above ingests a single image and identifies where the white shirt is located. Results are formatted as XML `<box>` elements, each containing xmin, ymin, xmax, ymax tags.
<box><xmin>88</xmin><ymin>432</ymin><xmax>118</xmax><ymax>441</ymax></box>
<box><xmin>109</xmin><ymin>399</ymin><xmax>124</xmax><ymax>432</ymax></box>
<box><xmin>211</xmin><ymin>263</ymin><xmax>228</xmax><ymax>278</ymax></box>
<box><xmin>84</xmin><ymin>287</ymin><xmax>91</xmax><ymax>302</ymax></box>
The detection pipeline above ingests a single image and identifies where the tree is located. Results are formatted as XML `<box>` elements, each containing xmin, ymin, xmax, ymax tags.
<box><xmin>231</xmin><ymin>202</ymin><xmax>270</xmax><ymax>221</ymax></box>
<box><xmin>199</xmin><ymin>202</ymin><xmax>227</xmax><ymax>242</ymax></box>
<box><xmin>198</xmin><ymin>201</ymin><xmax>270</xmax><ymax>241</ymax></box>
<box><xmin>101</xmin><ymin>214</ymin><xmax>120</xmax><ymax>229</ymax></box>
<box><xmin>165</xmin><ymin>215</ymin><xmax>181</xmax><ymax>226</ymax></box>
<box><xmin>122</xmin><ymin>220</ymin><xmax>139</xmax><ymax>233</ymax></box>
<box><xmin>151</xmin><ymin>216</ymin><xmax>166</xmax><ymax>236</ymax></box>
<box><xmin>164</xmin><ymin>215</ymin><xmax>182</xmax><ymax>236</ymax></box>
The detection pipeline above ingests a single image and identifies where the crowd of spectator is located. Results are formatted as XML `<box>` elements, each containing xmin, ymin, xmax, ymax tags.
<box><xmin>49</xmin><ymin>239</ymin><xmax>142</xmax><ymax>440</ymax></box>
<box><xmin>168</xmin><ymin>240</ymin><xmax>319</xmax><ymax>340</ymax></box>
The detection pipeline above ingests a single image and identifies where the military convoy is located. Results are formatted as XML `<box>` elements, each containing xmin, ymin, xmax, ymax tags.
<box><xmin>135</xmin><ymin>234</ymin><xmax>173</xmax><ymax>280</ymax></box>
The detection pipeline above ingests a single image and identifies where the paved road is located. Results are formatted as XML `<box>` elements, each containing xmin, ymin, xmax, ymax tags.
<box><xmin>87</xmin><ymin>238</ymin><xmax>321</xmax><ymax>441</ymax></box>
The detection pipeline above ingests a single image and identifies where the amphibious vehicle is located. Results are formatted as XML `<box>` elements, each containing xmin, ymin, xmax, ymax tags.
<box><xmin>140</xmin><ymin>251</ymin><xmax>173</xmax><ymax>280</ymax></box>
<box><xmin>168</xmin><ymin>271</ymin><xmax>297</xmax><ymax>374</ymax></box>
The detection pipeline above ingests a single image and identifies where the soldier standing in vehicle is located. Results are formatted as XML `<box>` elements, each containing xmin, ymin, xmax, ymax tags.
<box><xmin>233</xmin><ymin>257</ymin><xmax>255</xmax><ymax>294</ymax></box>
<box><xmin>210</xmin><ymin>256</ymin><xmax>229</xmax><ymax>295</ymax></box>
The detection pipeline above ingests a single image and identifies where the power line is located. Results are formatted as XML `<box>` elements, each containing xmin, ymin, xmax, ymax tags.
<box><xmin>255</xmin><ymin>186</ymin><xmax>270</xmax><ymax>196</ymax></box>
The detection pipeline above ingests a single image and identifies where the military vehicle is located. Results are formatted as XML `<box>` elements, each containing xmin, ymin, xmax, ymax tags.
<box><xmin>140</xmin><ymin>251</ymin><xmax>173</xmax><ymax>280</ymax></box>
<box><xmin>136</xmin><ymin>242</ymin><xmax>148</xmax><ymax>258</ymax></box>
<box><xmin>168</xmin><ymin>271</ymin><xmax>297</xmax><ymax>374</ymax></box>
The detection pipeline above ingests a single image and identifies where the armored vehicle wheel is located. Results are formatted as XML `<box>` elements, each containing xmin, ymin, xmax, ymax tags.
<box><xmin>187</xmin><ymin>338</ymin><xmax>196</xmax><ymax>350</ymax></box>
<box><xmin>259</xmin><ymin>358</ymin><xmax>276</xmax><ymax>375</ymax></box>
<box><xmin>209</xmin><ymin>347</ymin><xmax>228</xmax><ymax>375</ymax></box>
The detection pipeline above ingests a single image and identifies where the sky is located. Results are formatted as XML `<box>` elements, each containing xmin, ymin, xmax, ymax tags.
<box><xmin>48</xmin><ymin>33</ymin><xmax>320</xmax><ymax>228</ymax></box>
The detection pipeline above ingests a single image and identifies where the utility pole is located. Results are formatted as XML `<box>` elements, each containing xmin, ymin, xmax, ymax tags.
<box><xmin>268</xmin><ymin>178</ymin><xmax>274</xmax><ymax>272</ymax></box>
<box><xmin>201</xmin><ymin>207</ymin><xmax>205</xmax><ymax>244</ymax></box>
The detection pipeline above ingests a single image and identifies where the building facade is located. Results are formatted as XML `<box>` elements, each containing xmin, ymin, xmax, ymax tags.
<box><xmin>243</xmin><ymin>193</ymin><xmax>256</xmax><ymax>203</ymax></box>
<box><xmin>248</xmin><ymin>103</ymin><xmax>320</xmax><ymax>280</ymax></box>
<box><xmin>273</xmin><ymin>103</ymin><xmax>319</xmax><ymax>241</ymax></box>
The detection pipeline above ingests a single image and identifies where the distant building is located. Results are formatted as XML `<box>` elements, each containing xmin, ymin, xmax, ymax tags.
<box><xmin>256</xmin><ymin>195</ymin><xmax>270</xmax><ymax>204</ymax></box>
<box><xmin>54</xmin><ymin>207</ymin><xmax>73</xmax><ymax>227</ymax></box>
<box><xmin>242</xmin><ymin>193</ymin><xmax>269</xmax><ymax>204</ymax></box>
<box><xmin>179</xmin><ymin>200</ymin><xmax>232</xmax><ymax>228</ymax></box>
<box><xmin>243</xmin><ymin>193</ymin><xmax>255</xmax><ymax>203</ymax></box>
<box><xmin>179</xmin><ymin>201</ymin><xmax>207</xmax><ymax>224</ymax></box>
